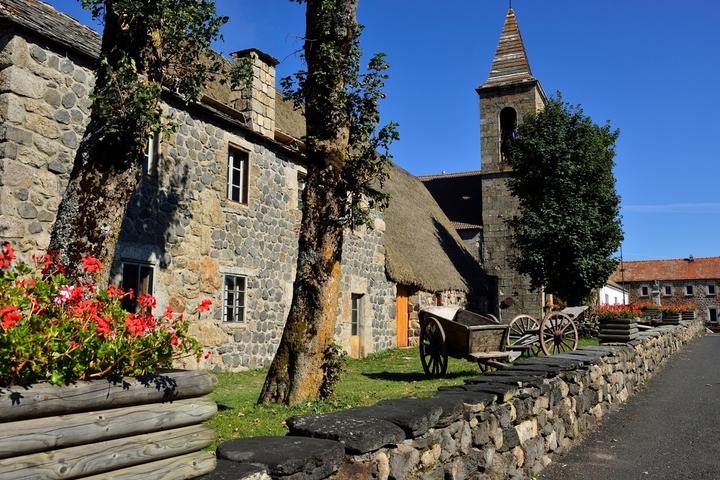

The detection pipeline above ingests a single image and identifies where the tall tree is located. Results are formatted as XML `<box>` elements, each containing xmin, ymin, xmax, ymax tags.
<box><xmin>508</xmin><ymin>94</ymin><xmax>623</xmax><ymax>306</ymax></box>
<box><xmin>49</xmin><ymin>0</ymin><xmax>226</xmax><ymax>278</ymax></box>
<box><xmin>258</xmin><ymin>0</ymin><xmax>397</xmax><ymax>405</ymax></box>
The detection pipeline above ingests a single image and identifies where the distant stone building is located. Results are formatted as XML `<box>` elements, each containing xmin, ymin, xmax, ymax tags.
<box><xmin>421</xmin><ymin>9</ymin><xmax>546</xmax><ymax>321</ymax></box>
<box><xmin>0</xmin><ymin>0</ymin><xmax>491</xmax><ymax>369</ymax></box>
<box><xmin>611</xmin><ymin>257</ymin><xmax>720</xmax><ymax>324</ymax></box>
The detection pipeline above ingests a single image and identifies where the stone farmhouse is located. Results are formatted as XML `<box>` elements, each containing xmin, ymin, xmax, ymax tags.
<box><xmin>421</xmin><ymin>9</ymin><xmax>546</xmax><ymax>320</ymax></box>
<box><xmin>0</xmin><ymin>0</ymin><xmax>493</xmax><ymax>370</ymax></box>
<box><xmin>611</xmin><ymin>256</ymin><xmax>720</xmax><ymax>324</ymax></box>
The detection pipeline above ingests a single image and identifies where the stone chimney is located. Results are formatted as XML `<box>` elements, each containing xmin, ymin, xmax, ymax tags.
<box><xmin>230</xmin><ymin>48</ymin><xmax>278</xmax><ymax>138</ymax></box>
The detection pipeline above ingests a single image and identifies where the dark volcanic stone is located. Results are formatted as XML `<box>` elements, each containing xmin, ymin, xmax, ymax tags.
<box><xmin>217</xmin><ymin>436</ymin><xmax>343</xmax><ymax>480</ymax></box>
<box><xmin>369</xmin><ymin>397</ymin><xmax>449</xmax><ymax>433</ymax></box>
<box><xmin>197</xmin><ymin>459</ymin><xmax>267</xmax><ymax>480</ymax></box>
<box><xmin>436</xmin><ymin>389</ymin><xmax>496</xmax><ymax>408</ymax></box>
<box><xmin>465</xmin><ymin>373</ymin><xmax>546</xmax><ymax>387</ymax></box>
<box><xmin>287</xmin><ymin>411</ymin><xmax>405</xmax><ymax>454</ymax></box>
<box><xmin>521</xmin><ymin>357</ymin><xmax>585</xmax><ymax>370</ymax></box>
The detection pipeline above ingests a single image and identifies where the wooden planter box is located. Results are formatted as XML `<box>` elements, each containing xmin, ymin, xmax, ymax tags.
<box><xmin>662</xmin><ymin>312</ymin><xmax>682</xmax><ymax>324</ymax></box>
<box><xmin>0</xmin><ymin>370</ymin><xmax>217</xmax><ymax>479</ymax></box>
<box><xmin>681</xmin><ymin>311</ymin><xmax>696</xmax><ymax>321</ymax></box>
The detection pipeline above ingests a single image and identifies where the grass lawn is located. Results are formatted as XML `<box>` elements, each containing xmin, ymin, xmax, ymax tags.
<box><xmin>207</xmin><ymin>338</ymin><xmax>600</xmax><ymax>448</ymax></box>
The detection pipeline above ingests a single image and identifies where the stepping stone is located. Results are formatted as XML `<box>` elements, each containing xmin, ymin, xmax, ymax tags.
<box><xmin>286</xmin><ymin>411</ymin><xmax>405</xmax><ymax>454</ymax></box>
<box><xmin>217</xmin><ymin>436</ymin><xmax>344</xmax><ymax>480</ymax></box>
<box><xmin>197</xmin><ymin>460</ymin><xmax>269</xmax><ymax>480</ymax></box>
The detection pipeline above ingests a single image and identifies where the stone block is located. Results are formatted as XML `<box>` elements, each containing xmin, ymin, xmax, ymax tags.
<box><xmin>217</xmin><ymin>436</ymin><xmax>343</xmax><ymax>480</ymax></box>
<box><xmin>0</xmin><ymin>161</ymin><xmax>34</xmax><ymax>187</ymax></box>
<box><xmin>0</xmin><ymin>36</ymin><xmax>29</xmax><ymax>69</ymax></box>
<box><xmin>0</xmin><ymin>65</ymin><xmax>45</xmax><ymax>98</ymax></box>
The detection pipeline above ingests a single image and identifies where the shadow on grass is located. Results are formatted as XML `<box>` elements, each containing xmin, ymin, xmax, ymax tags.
<box><xmin>361</xmin><ymin>370</ymin><xmax>478</xmax><ymax>382</ymax></box>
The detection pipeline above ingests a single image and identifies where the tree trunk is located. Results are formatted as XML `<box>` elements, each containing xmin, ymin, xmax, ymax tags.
<box><xmin>258</xmin><ymin>0</ymin><xmax>358</xmax><ymax>405</ymax></box>
<box><xmin>48</xmin><ymin>3</ymin><xmax>161</xmax><ymax>280</ymax></box>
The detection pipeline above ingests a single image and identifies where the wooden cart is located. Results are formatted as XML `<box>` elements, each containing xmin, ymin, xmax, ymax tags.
<box><xmin>506</xmin><ymin>308</ymin><xmax>580</xmax><ymax>357</ymax></box>
<box><xmin>418</xmin><ymin>307</ymin><xmax>512</xmax><ymax>377</ymax></box>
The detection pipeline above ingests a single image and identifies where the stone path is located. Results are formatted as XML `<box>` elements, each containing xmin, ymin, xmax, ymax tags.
<box><xmin>540</xmin><ymin>334</ymin><xmax>720</xmax><ymax>480</ymax></box>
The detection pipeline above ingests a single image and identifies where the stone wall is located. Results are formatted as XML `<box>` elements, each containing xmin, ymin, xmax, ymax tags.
<box><xmin>478</xmin><ymin>82</ymin><xmax>546</xmax><ymax>321</ymax></box>
<box><xmin>407</xmin><ymin>289</ymin><xmax>468</xmax><ymax>346</ymax></box>
<box><xmin>0</xmin><ymin>27</ymin><xmax>398</xmax><ymax>370</ymax></box>
<box><xmin>208</xmin><ymin>321</ymin><xmax>704</xmax><ymax>479</ymax></box>
<box><xmin>625</xmin><ymin>279</ymin><xmax>719</xmax><ymax>323</ymax></box>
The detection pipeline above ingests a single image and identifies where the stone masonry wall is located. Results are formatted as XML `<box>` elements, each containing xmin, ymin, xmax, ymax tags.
<box><xmin>626</xmin><ymin>279</ymin><xmax>719</xmax><ymax>323</ymax></box>
<box><xmin>212</xmin><ymin>321</ymin><xmax>704</xmax><ymax>480</ymax></box>
<box><xmin>0</xmin><ymin>28</ymin><xmax>397</xmax><ymax>370</ymax></box>
<box><xmin>408</xmin><ymin>290</ymin><xmax>468</xmax><ymax>346</ymax></box>
<box><xmin>479</xmin><ymin>83</ymin><xmax>546</xmax><ymax>321</ymax></box>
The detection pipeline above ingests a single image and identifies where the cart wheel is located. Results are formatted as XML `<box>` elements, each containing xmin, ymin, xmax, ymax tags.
<box><xmin>539</xmin><ymin>312</ymin><xmax>578</xmax><ymax>356</ymax></box>
<box><xmin>508</xmin><ymin>314</ymin><xmax>540</xmax><ymax>357</ymax></box>
<box><xmin>419</xmin><ymin>316</ymin><xmax>448</xmax><ymax>377</ymax></box>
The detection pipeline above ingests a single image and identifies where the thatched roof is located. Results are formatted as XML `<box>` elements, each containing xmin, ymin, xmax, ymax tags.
<box><xmin>382</xmin><ymin>165</ymin><xmax>489</xmax><ymax>293</ymax></box>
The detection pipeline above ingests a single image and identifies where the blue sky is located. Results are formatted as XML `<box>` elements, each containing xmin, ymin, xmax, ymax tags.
<box><xmin>46</xmin><ymin>1</ymin><xmax>720</xmax><ymax>261</ymax></box>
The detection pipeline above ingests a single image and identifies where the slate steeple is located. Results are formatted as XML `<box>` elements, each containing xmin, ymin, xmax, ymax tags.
<box><xmin>481</xmin><ymin>8</ymin><xmax>536</xmax><ymax>89</ymax></box>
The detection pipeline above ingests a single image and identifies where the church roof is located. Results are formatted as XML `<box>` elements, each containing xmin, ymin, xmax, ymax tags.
<box><xmin>480</xmin><ymin>8</ymin><xmax>536</xmax><ymax>89</ymax></box>
<box><xmin>418</xmin><ymin>171</ymin><xmax>484</xmax><ymax>230</ymax></box>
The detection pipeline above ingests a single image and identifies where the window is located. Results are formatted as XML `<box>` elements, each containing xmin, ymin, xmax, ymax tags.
<box><xmin>143</xmin><ymin>133</ymin><xmax>159</xmax><ymax>175</ymax></box>
<box><xmin>604</xmin><ymin>294</ymin><xmax>609</xmax><ymax>304</ymax></box>
<box><xmin>640</xmin><ymin>286</ymin><xmax>649</xmax><ymax>297</ymax></box>
<box><xmin>708</xmin><ymin>284</ymin><xmax>716</xmax><ymax>296</ymax></box>
<box><xmin>499</xmin><ymin>107</ymin><xmax>517</xmax><ymax>163</ymax></box>
<box><xmin>709</xmin><ymin>307</ymin><xmax>718</xmax><ymax>323</ymax></box>
<box><xmin>227</xmin><ymin>147</ymin><xmax>249</xmax><ymax>204</ymax></box>
<box><xmin>121</xmin><ymin>262</ymin><xmax>154</xmax><ymax>312</ymax></box>
<box><xmin>351</xmin><ymin>294</ymin><xmax>363</xmax><ymax>336</ymax></box>
<box><xmin>223</xmin><ymin>275</ymin><xmax>246</xmax><ymax>322</ymax></box>
<box><xmin>297</xmin><ymin>172</ymin><xmax>306</xmax><ymax>210</ymax></box>
<box><xmin>663</xmin><ymin>285</ymin><xmax>672</xmax><ymax>296</ymax></box>
<box><xmin>685</xmin><ymin>285</ymin><xmax>694</xmax><ymax>296</ymax></box>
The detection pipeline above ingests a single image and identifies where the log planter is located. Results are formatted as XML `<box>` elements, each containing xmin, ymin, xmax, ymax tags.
<box><xmin>681</xmin><ymin>310</ymin><xmax>696</xmax><ymax>322</ymax></box>
<box><xmin>662</xmin><ymin>312</ymin><xmax>682</xmax><ymax>325</ymax></box>
<box><xmin>0</xmin><ymin>370</ymin><xmax>218</xmax><ymax>480</ymax></box>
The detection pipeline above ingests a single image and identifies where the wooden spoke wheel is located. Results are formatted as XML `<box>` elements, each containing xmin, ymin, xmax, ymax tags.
<box><xmin>539</xmin><ymin>312</ymin><xmax>579</xmax><ymax>356</ymax></box>
<box><xmin>508</xmin><ymin>314</ymin><xmax>540</xmax><ymax>356</ymax></box>
<box><xmin>419</xmin><ymin>316</ymin><xmax>448</xmax><ymax>378</ymax></box>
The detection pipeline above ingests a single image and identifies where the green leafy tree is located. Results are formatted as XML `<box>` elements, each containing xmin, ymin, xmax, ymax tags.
<box><xmin>258</xmin><ymin>0</ymin><xmax>397</xmax><ymax>405</ymax></box>
<box><xmin>49</xmin><ymin>0</ymin><xmax>228</xmax><ymax>279</ymax></box>
<box><xmin>507</xmin><ymin>94</ymin><xmax>623</xmax><ymax>306</ymax></box>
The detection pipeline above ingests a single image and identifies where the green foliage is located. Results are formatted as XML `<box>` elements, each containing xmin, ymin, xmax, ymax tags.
<box><xmin>319</xmin><ymin>341</ymin><xmax>347</xmax><ymax>399</ymax></box>
<box><xmin>79</xmin><ymin>0</ymin><xmax>227</xmax><ymax>139</ymax></box>
<box><xmin>281</xmin><ymin>1</ymin><xmax>399</xmax><ymax>229</ymax></box>
<box><xmin>0</xmin><ymin>244</ymin><xmax>203</xmax><ymax>387</ymax></box>
<box><xmin>508</xmin><ymin>94</ymin><xmax>624</xmax><ymax>305</ymax></box>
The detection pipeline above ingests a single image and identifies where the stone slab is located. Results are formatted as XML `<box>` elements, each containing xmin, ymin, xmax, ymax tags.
<box><xmin>197</xmin><ymin>460</ymin><xmax>269</xmax><ymax>480</ymax></box>
<box><xmin>435</xmin><ymin>390</ymin><xmax>496</xmax><ymax>409</ymax></box>
<box><xmin>519</xmin><ymin>357</ymin><xmax>585</xmax><ymax>370</ymax></box>
<box><xmin>217</xmin><ymin>436</ymin><xmax>344</xmax><ymax>480</ymax></box>
<box><xmin>441</xmin><ymin>382</ymin><xmax>519</xmax><ymax>402</ymax></box>
<box><xmin>356</xmin><ymin>398</ymin><xmax>444</xmax><ymax>436</ymax></box>
<box><xmin>286</xmin><ymin>411</ymin><xmax>405</xmax><ymax>454</ymax></box>
<box><xmin>378</xmin><ymin>396</ymin><xmax>465</xmax><ymax>428</ymax></box>
<box><xmin>464</xmin><ymin>373</ymin><xmax>545</xmax><ymax>387</ymax></box>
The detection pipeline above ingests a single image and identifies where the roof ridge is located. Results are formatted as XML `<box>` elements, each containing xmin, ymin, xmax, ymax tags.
<box><xmin>624</xmin><ymin>256</ymin><xmax>720</xmax><ymax>263</ymax></box>
<box><xmin>417</xmin><ymin>169</ymin><xmax>484</xmax><ymax>180</ymax></box>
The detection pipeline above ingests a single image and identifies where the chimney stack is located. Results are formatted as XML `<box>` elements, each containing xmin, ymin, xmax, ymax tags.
<box><xmin>230</xmin><ymin>48</ymin><xmax>278</xmax><ymax>138</ymax></box>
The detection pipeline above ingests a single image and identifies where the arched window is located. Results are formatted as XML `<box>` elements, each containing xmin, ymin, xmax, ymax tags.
<box><xmin>499</xmin><ymin>107</ymin><xmax>517</xmax><ymax>163</ymax></box>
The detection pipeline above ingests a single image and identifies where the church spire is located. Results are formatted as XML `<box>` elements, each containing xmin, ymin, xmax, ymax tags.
<box><xmin>481</xmin><ymin>8</ymin><xmax>535</xmax><ymax>88</ymax></box>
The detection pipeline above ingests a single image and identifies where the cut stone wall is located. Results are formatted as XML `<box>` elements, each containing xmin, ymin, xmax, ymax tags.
<box><xmin>209</xmin><ymin>321</ymin><xmax>704</xmax><ymax>479</ymax></box>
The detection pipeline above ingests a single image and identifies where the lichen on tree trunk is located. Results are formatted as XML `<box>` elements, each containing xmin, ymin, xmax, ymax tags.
<box><xmin>258</xmin><ymin>0</ymin><xmax>359</xmax><ymax>405</ymax></box>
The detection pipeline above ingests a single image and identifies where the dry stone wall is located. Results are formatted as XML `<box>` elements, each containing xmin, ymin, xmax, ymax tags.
<box><xmin>206</xmin><ymin>321</ymin><xmax>704</xmax><ymax>480</ymax></box>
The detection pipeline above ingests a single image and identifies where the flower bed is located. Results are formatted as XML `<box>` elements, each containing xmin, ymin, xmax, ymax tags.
<box><xmin>0</xmin><ymin>243</ymin><xmax>217</xmax><ymax>478</ymax></box>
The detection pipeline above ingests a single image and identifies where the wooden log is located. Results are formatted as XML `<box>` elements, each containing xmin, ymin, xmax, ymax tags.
<box><xmin>0</xmin><ymin>370</ymin><xmax>217</xmax><ymax>423</ymax></box>
<box><xmin>0</xmin><ymin>424</ymin><xmax>215</xmax><ymax>480</ymax></box>
<box><xmin>0</xmin><ymin>397</ymin><xmax>217</xmax><ymax>459</ymax></box>
<box><xmin>77</xmin><ymin>451</ymin><xmax>216</xmax><ymax>480</ymax></box>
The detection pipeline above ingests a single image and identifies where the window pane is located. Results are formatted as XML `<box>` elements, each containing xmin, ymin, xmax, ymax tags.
<box><xmin>710</xmin><ymin>309</ymin><xmax>718</xmax><ymax>323</ymax></box>
<box><xmin>139</xmin><ymin>265</ymin><xmax>153</xmax><ymax>296</ymax></box>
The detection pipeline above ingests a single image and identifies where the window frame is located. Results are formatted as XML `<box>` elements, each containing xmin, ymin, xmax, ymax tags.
<box><xmin>707</xmin><ymin>284</ymin><xmax>716</xmax><ymax>296</ymax></box>
<box><xmin>640</xmin><ymin>285</ymin><xmax>649</xmax><ymax>297</ymax></box>
<box><xmin>351</xmin><ymin>293</ymin><xmax>363</xmax><ymax>337</ymax></box>
<box><xmin>143</xmin><ymin>132</ymin><xmax>159</xmax><ymax>176</ymax></box>
<box><xmin>120</xmin><ymin>261</ymin><xmax>155</xmax><ymax>312</ymax></box>
<box><xmin>663</xmin><ymin>285</ymin><xmax>672</xmax><ymax>297</ymax></box>
<box><xmin>685</xmin><ymin>285</ymin><xmax>694</xmax><ymax>296</ymax></box>
<box><xmin>297</xmin><ymin>171</ymin><xmax>307</xmax><ymax>210</ymax></box>
<box><xmin>226</xmin><ymin>146</ymin><xmax>249</xmax><ymax>205</ymax></box>
<box><xmin>708</xmin><ymin>307</ymin><xmax>718</xmax><ymax>324</ymax></box>
<box><xmin>222</xmin><ymin>274</ymin><xmax>247</xmax><ymax>323</ymax></box>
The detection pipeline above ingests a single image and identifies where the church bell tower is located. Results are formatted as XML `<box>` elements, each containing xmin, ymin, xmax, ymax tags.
<box><xmin>478</xmin><ymin>8</ymin><xmax>547</xmax><ymax>319</ymax></box>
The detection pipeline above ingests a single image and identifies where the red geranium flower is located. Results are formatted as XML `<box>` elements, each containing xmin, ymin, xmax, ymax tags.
<box><xmin>1</xmin><ymin>306</ymin><xmax>22</xmax><ymax>329</ymax></box>
<box><xmin>82</xmin><ymin>256</ymin><xmax>103</xmax><ymax>274</ymax></box>
<box><xmin>197</xmin><ymin>299</ymin><xmax>212</xmax><ymax>312</ymax></box>
<box><xmin>138</xmin><ymin>293</ymin><xmax>156</xmax><ymax>310</ymax></box>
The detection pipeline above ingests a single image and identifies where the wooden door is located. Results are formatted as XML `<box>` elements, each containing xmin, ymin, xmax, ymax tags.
<box><xmin>396</xmin><ymin>285</ymin><xmax>410</xmax><ymax>347</ymax></box>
